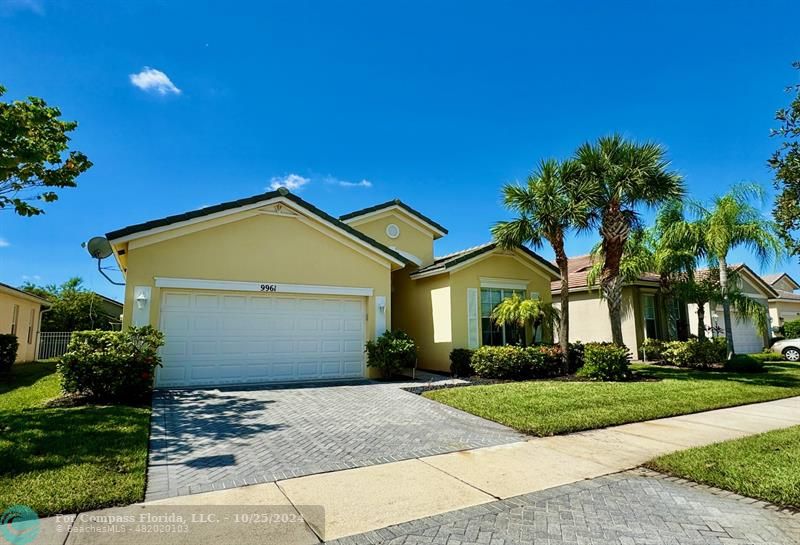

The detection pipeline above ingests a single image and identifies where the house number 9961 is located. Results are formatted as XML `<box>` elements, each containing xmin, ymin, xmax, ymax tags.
<box><xmin>260</xmin><ymin>284</ymin><xmax>277</xmax><ymax>292</ymax></box>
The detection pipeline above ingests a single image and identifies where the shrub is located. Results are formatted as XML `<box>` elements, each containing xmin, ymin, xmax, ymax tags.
<box><xmin>567</xmin><ymin>341</ymin><xmax>585</xmax><ymax>372</ymax></box>
<box><xmin>784</xmin><ymin>318</ymin><xmax>800</xmax><ymax>339</ymax></box>
<box><xmin>0</xmin><ymin>334</ymin><xmax>18</xmax><ymax>373</ymax></box>
<box><xmin>640</xmin><ymin>338</ymin><xmax>666</xmax><ymax>361</ymax></box>
<box><xmin>577</xmin><ymin>343</ymin><xmax>631</xmax><ymax>381</ymax></box>
<box><xmin>661</xmin><ymin>338</ymin><xmax>726</xmax><ymax>369</ymax></box>
<box><xmin>449</xmin><ymin>348</ymin><xmax>474</xmax><ymax>377</ymax></box>
<box><xmin>724</xmin><ymin>354</ymin><xmax>767</xmax><ymax>373</ymax></box>
<box><xmin>365</xmin><ymin>330</ymin><xmax>417</xmax><ymax>377</ymax></box>
<box><xmin>470</xmin><ymin>345</ymin><xmax>563</xmax><ymax>380</ymax></box>
<box><xmin>59</xmin><ymin>326</ymin><xmax>165</xmax><ymax>402</ymax></box>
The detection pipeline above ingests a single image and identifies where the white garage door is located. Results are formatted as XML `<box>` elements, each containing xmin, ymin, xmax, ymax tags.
<box><xmin>158</xmin><ymin>290</ymin><xmax>366</xmax><ymax>387</ymax></box>
<box><xmin>728</xmin><ymin>311</ymin><xmax>764</xmax><ymax>355</ymax></box>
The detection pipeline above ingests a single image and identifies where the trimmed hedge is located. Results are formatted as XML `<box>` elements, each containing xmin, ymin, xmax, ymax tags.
<box><xmin>724</xmin><ymin>354</ymin><xmax>767</xmax><ymax>373</ymax></box>
<box><xmin>0</xmin><ymin>334</ymin><xmax>18</xmax><ymax>373</ymax></box>
<box><xmin>577</xmin><ymin>343</ymin><xmax>631</xmax><ymax>381</ymax></box>
<box><xmin>59</xmin><ymin>326</ymin><xmax>165</xmax><ymax>402</ymax></box>
<box><xmin>784</xmin><ymin>319</ymin><xmax>800</xmax><ymax>339</ymax></box>
<box><xmin>661</xmin><ymin>338</ymin><xmax>726</xmax><ymax>369</ymax></box>
<box><xmin>449</xmin><ymin>348</ymin><xmax>474</xmax><ymax>377</ymax></box>
<box><xmin>365</xmin><ymin>330</ymin><xmax>417</xmax><ymax>377</ymax></box>
<box><xmin>640</xmin><ymin>338</ymin><xmax>666</xmax><ymax>361</ymax></box>
<box><xmin>470</xmin><ymin>345</ymin><xmax>563</xmax><ymax>380</ymax></box>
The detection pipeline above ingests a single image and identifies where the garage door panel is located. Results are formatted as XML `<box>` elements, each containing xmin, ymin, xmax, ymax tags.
<box><xmin>158</xmin><ymin>290</ymin><xmax>366</xmax><ymax>386</ymax></box>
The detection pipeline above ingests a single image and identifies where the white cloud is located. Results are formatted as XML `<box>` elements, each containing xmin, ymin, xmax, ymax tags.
<box><xmin>268</xmin><ymin>174</ymin><xmax>310</xmax><ymax>191</ymax></box>
<box><xmin>129</xmin><ymin>67</ymin><xmax>181</xmax><ymax>95</ymax></box>
<box><xmin>22</xmin><ymin>274</ymin><xmax>41</xmax><ymax>281</ymax></box>
<box><xmin>324</xmin><ymin>176</ymin><xmax>373</xmax><ymax>189</ymax></box>
<box><xmin>0</xmin><ymin>237</ymin><xmax>9</xmax><ymax>248</ymax></box>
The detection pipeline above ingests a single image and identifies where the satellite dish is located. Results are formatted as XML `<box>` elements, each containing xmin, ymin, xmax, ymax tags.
<box><xmin>85</xmin><ymin>236</ymin><xmax>113</xmax><ymax>259</ymax></box>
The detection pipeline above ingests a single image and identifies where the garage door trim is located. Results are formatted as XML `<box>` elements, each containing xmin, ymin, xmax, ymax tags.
<box><xmin>154</xmin><ymin>276</ymin><xmax>374</xmax><ymax>297</ymax></box>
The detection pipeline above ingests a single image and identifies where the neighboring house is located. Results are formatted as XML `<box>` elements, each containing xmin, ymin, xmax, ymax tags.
<box><xmin>687</xmin><ymin>264</ymin><xmax>776</xmax><ymax>354</ymax></box>
<box><xmin>761</xmin><ymin>273</ymin><xmax>800</xmax><ymax>332</ymax></box>
<box><xmin>93</xmin><ymin>293</ymin><xmax>124</xmax><ymax>330</ymax></box>
<box><xmin>0</xmin><ymin>282</ymin><xmax>49</xmax><ymax>362</ymax></box>
<box><xmin>105</xmin><ymin>188</ymin><xmax>558</xmax><ymax>387</ymax></box>
<box><xmin>550</xmin><ymin>255</ymin><xmax>689</xmax><ymax>358</ymax></box>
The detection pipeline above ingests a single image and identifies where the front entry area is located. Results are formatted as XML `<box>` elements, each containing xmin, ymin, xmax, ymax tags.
<box><xmin>157</xmin><ymin>290</ymin><xmax>366</xmax><ymax>387</ymax></box>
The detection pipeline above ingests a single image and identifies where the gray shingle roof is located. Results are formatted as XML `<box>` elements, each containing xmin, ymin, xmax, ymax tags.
<box><xmin>105</xmin><ymin>188</ymin><xmax>412</xmax><ymax>265</ymax></box>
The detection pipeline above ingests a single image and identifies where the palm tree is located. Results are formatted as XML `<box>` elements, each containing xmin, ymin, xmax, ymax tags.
<box><xmin>491</xmin><ymin>158</ymin><xmax>593</xmax><ymax>374</ymax></box>
<box><xmin>689</xmin><ymin>183</ymin><xmax>783</xmax><ymax>358</ymax></box>
<box><xmin>491</xmin><ymin>294</ymin><xmax>560</xmax><ymax>345</ymax></box>
<box><xmin>574</xmin><ymin>135</ymin><xmax>684</xmax><ymax>346</ymax></box>
<box><xmin>676</xmin><ymin>267</ymin><xmax>771</xmax><ymax>342</ymax></box>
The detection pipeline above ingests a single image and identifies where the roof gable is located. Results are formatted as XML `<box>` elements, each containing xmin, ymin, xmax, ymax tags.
<box><xmin>339</xmin><ymin>200</ymin><xmax>447</xmax><ymax>238</ymax></box>
<box><xmin>410</xmin><ymin>242</ymin><xmax>559</xmax><ymax>280</ymax></box>
<box><xmin>106</xmin><ymin>188</ymin><xmax>410</xmax><ymax>267</ymax></box>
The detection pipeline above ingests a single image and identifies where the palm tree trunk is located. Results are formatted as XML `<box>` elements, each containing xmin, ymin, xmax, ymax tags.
<box><xmin>554</xmin><ymin>240</ymin><xmax>570</xmax><ymax>375</ymax></box>
<box><xmin>600</xmin><ymin>208</ymin><xmax>628</xmax><ymax>347</ymax></box>
<box><xmin>718</xmin><ymin>256</ymin><xmax>735</xmax><ymax>359</ymax></box>
<box><xmin>696</xmin><ymin>300</ymin><xmax>707</xmax><ymax>341</ymax></box>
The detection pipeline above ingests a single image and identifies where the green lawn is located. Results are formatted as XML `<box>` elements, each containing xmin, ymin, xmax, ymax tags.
<box><xmin>423</xmin><ymin>361</ymin><xmax>800</xmax><ymax>436</ymax></box>
<box><xmin>0</xmin><ymin>362</ymin><xmax>151</xmax><ymax>516</ymax></box>
<box><xmin>647</xmin><ymin>425</ymin><xmax>800</xmax><ymax>508</ymax></box>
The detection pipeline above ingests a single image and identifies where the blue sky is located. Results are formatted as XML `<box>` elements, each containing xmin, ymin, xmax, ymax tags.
<box><xmin>1</xmin><ymin>0</ymin><xmax>798</xmax><ymax>302</ymax></box>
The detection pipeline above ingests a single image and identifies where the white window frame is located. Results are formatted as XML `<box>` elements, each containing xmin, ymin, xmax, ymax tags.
<box><xmin>10</xmin><ymin>304</ymin><xmax>19</xmax><ymax>336</ymax></box>
<box><xmin>27</xmin><ymin>308</ymin><xmax>35</xmax><ymax>344</ymax></box>
<box><xmin>480</xmin><ymin>286</ymin><xmax>527</xmax><ymax>346</ymax></box>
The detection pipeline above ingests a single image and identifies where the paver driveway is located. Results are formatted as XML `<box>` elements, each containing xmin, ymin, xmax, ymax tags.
<box><xmin>146</xmin><ymin>381</ymin><xmax>525</xmax><ymax>500</ymax></box>
<box><xmin>327</xmin><ymin>469</ymin><xmax>800</xmax><ymax>545</ymax></box>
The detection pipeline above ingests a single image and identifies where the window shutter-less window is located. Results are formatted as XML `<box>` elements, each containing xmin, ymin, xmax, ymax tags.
<box><xmin>467</xmin><ymin>288</ymin><xmax>479</xmax><ymax>349</ymax></box>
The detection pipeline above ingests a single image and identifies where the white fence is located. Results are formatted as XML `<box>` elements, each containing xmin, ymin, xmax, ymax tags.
<box><xmin>37</xmin><ymin>331</ymin><xmax>73</xmax><ymax>360</ymax></box>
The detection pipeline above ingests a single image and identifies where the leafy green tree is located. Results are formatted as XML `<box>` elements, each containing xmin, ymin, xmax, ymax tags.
<box><xmin>491</xmin><ymin>158</ymin><xmax>593</xmax><ymax>373</ymax></box>
<box><xmin>771</xmin><ymin>61</ymin><xmax>800</xmax><ymax>258</ymax></box>
<box><xmin>490</xmin><ymin>293</ymin><xmax>560</xmax><ymax>346</ymax></box>
<box><xmin>574</xmin><ymin>135</ymin><xmax>684</xmax><ymax>346</ymax></box>
<box><xmin>0</xmin><ymin>85</ymin><xmax>91</xmax><ymax>216</ymax></box>
<box><xmin>689</xmin><ymin>184</ymin><xmax>782</xmax><ymax>358</ymax></box>
<box><xmin>21</xmin><ymin>277</ymin><xmax>116</xmax><ymax>331</ymax></box>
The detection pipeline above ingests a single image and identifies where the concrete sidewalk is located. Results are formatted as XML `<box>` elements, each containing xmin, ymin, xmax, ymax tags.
<box><xmin>39</xmin><ymin>396</ymin><xmax>800</xmax><ymax>544</ymax></box>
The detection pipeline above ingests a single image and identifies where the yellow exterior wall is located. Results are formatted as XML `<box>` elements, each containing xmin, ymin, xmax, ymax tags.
<box><xmin>0</xmin><ymin>292</ymin><xmax>42</xmax><ymax>362</ymax></box>
<box><xmin>345</xmin><ymin>210</ymin><xmax>435</xmax><ymax>266</ymax></box>
<box><xmin>450</xmin><ymin>254</ymin><xmax>554</xmax><ymax>355</ymax></box>
<box><xmin>769</xmin><ymin>300</ymin><xmax>800</xmax><ymax>329</ymax></box>
<box><xmin>555</xmin><ymin>287</ymin><xmax>641</xmax><ymax>355</ymax></box>
<box><xmin>121</xmin><ymin>211</ymin><xmax>393</xmax><ymax>371</ymax></box>
<box><xmin>392</xmin><ymin>268</ymin><xmax>453</xmax><ymax>370</ymax></box>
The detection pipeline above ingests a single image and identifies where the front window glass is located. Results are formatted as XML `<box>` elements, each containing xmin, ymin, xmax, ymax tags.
<box><xmin>480</xmin><ymin>288</ymin><xmax>527</xmax><ymax>346</ymax></box>
<box><xmin>643</xmin><ymin>295</ymin><xmax>657</xmax><ymax>338</ymax></box>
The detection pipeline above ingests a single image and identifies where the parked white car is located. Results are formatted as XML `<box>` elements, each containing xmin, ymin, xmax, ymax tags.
<box><xmin>771</xmin><ymin>338</ymin><xmax>800</xmax><ymax>362</ymax></box>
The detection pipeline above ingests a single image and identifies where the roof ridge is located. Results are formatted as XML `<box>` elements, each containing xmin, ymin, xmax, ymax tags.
<box><xmin>338</xmin><ymin>199</ymin><xmax>448</xmax><ymax>234</ymax></box>
<box><xmin>434</xmin><ymin>242</ymin><xmax>494</xmax><ymax>261</ymax></box>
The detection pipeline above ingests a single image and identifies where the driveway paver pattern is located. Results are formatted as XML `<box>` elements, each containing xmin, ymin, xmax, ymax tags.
<box><xmin>146</xmin><ymin>381</ymin><xmax>525</xmax><ymax>500</ymax></box>
<box><xmin>326</xmin><ymin>469</ymin><xmax>800</xmax><ymax>545</ymax></box>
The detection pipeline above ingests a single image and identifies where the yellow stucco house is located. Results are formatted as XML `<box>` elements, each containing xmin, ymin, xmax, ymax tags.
<box><xmin>762</xmin><ymin>273</ymin><xmax>800</xmax><ymax>332</ymax></box>
<box><xmin>1</xmin><ymin>282</ymin><xmax>49</xmax><ymax>362</ymax></box>
<box><xmin>551</xmin><ymin>255</ymin><xmax>690</xmax><ymax>358</ymax></box>
<box><xmin>106</xmin><ymin>188</ymin><xmax>558</xmax><ymax>387</ymax></box>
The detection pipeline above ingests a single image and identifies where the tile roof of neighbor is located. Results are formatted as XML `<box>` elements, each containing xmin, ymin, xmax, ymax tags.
<box><xmin>550</xmin><ymin>254</ymin><xmax>661</xmax><ymax>292</ymax></box>
<box><xmin>410</xmin><ymin>242</ymin><xmax>560</xmax><ymax>278</ymax></box>
<box><xmin>105</xmin><ymin>188</ymin><xmax>412</xmax><ymax>265</ymax></box>
<box><xmin>0</xmin><ymin>282</ymin><xmax>50</xmax><ymax>305</ymax></box>
<box><xmin>762</xmin><ymin>273</ymin><xmax>783</xmax><ymax>285</ymax></box>
<box><xmin>775</xmin><ymin>290</ymin><xmax>800</xmax><ymax>301</ymax></box>
<box><xmin>339</xmin><ymin>199</ymin><xmax>448</xmax><ymax>234</ymax></box>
